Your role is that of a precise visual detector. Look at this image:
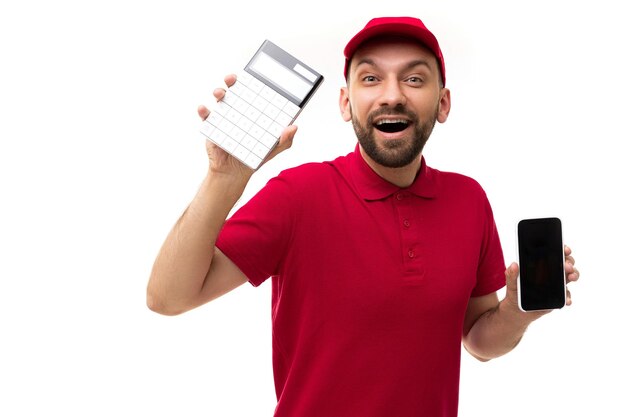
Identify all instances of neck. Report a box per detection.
[359,146,422,188]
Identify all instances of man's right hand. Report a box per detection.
[198,74,299,178]
[146,74,301,315]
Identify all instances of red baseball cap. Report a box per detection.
[343,17,446,86]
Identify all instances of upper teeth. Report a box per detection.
[376,119,408,125]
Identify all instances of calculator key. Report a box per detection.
[240,135,257,151]
[283,101,300,118]
[232,96,250,115]
[259,131,278,149]
[206,110,221,126]
[275,112,292,128]
[230,82,243,96]
[247,76,265,94]
[233,144,251,161]
[263,103,280,120]
[260,85,276,102]
[222,137,239,153]
[252,95,269,112]
[256,114,272,130]
[200,121,215,137]
[211,129,227,145]
[271,94,288,109]
[248,124,265,140]
[239,85,257,104]
[238,116,254,133]
[213,101,231,116]
[244,153,263,170]
[244,106,261,123]
[238,71,253,85]
[230,126,246,142]
[217,118,234,135]
[225,107,242,124]
[268,122,283,138]
[222,90,237,106]
[252,142,270,159]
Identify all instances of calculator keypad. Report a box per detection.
[200,71,301,170]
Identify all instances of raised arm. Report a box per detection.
[146,74,297,315]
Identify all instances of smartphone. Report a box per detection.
[517,217,566,312]
[200,40,324,170]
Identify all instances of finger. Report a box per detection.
[213,88,227,101]
[566,267,580,283]
[276,125,298,151]
[505,262,519,292]
[224,73,237,87]
[564,245,572,257]
[566,288,572,306]
[271,125,298,155]
[198,105,210,120]
[564,257,580,281]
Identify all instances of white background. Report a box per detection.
[1,0,624,415]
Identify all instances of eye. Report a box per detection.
[406,76,423,85]
[362,75,378,83]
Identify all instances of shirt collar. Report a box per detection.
[349,144,438,201]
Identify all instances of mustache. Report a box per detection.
[366,107,418,125]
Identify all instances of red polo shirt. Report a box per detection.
[216,147,505,417]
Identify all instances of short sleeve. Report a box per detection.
[216,173,296,287]
[471,194,506,297]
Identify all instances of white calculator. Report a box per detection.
[200,40,324,169]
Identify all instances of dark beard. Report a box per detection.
[352,106,437,168]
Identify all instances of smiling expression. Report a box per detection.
[340,37,450,169]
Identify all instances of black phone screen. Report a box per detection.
[517,217,566,311]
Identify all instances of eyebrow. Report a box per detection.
[355,58,433,74]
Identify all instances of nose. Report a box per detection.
[378,79,407,108]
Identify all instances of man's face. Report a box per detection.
[340,37,450,169]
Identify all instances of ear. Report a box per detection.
[436,88,451,123]
[339,87,352,122]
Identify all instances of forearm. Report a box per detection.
[463,297,537,361]
[147,170,250,314]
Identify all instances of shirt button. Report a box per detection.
[408,250,415,258]
[396,193,404,201]
[403,219,411,228]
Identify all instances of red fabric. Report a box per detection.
[216,148,505,417]
[343,16,446,85]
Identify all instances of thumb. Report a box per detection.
[267,125,298,160]
[505,262,519,296]
[277,125,298,151]
[198,105,210,120]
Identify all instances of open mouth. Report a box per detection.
[374,119,411,133]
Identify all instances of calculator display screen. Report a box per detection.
[248,51,313,103]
